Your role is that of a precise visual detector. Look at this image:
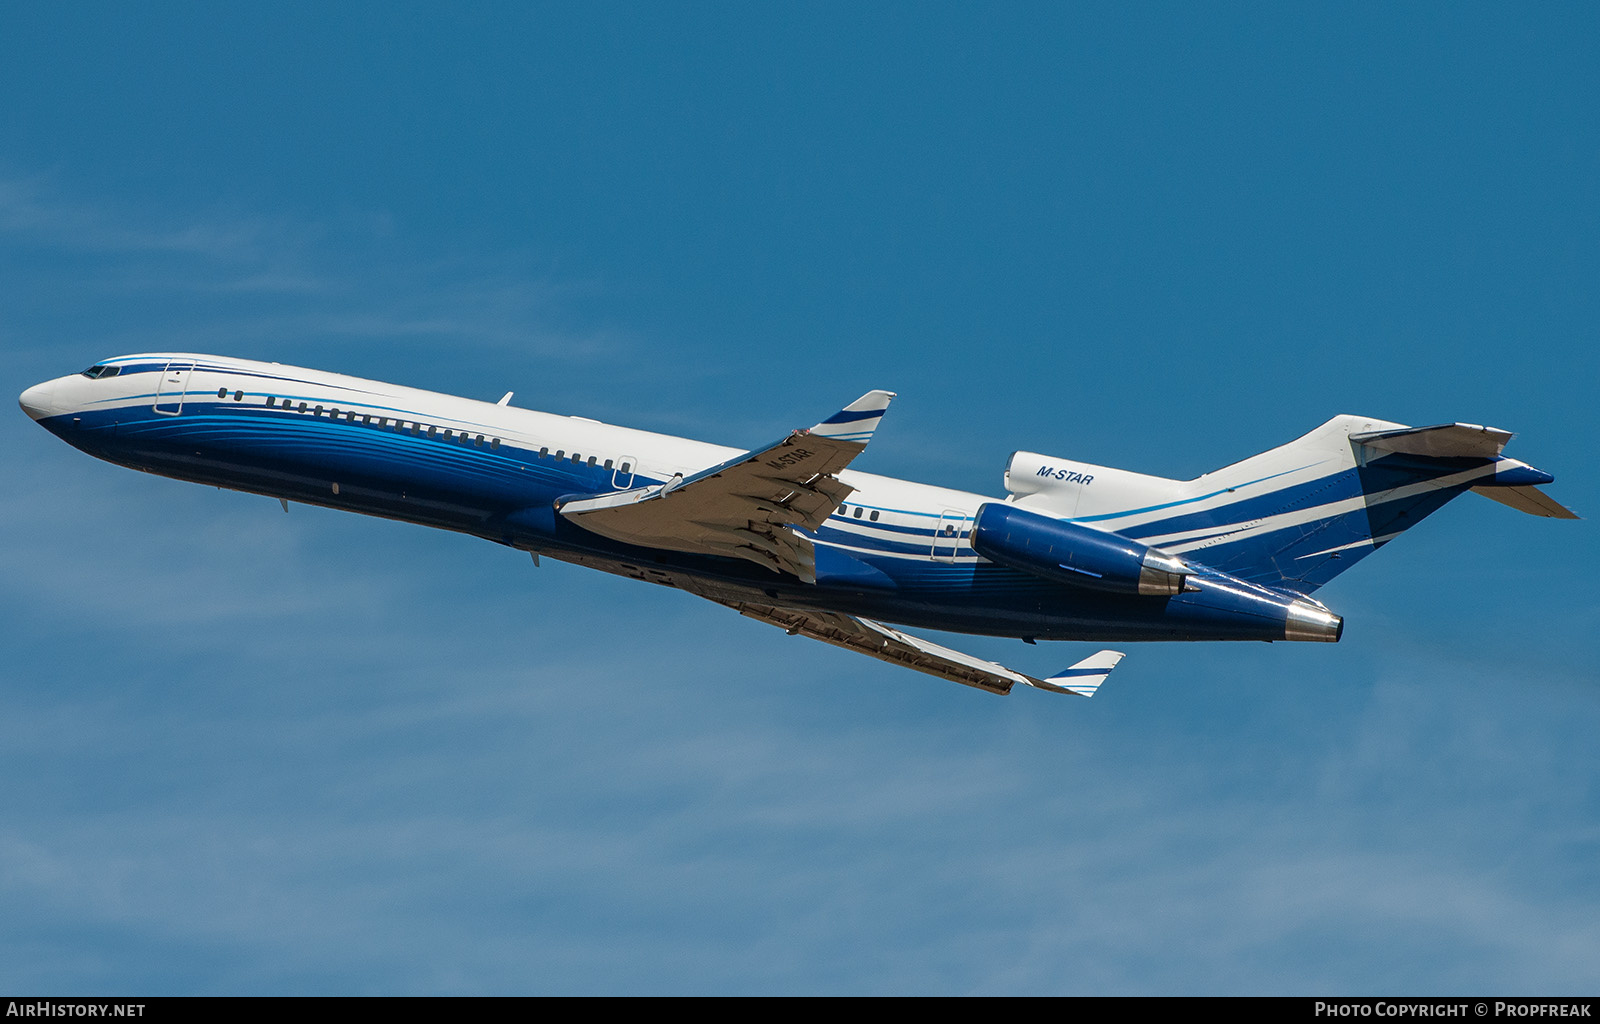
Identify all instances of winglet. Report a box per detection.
[1026,650,1126,697]
[808,390,896,445]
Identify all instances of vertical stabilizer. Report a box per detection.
[1008,417,1569,595]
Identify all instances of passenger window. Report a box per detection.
[265,396,276,407]
[491,438,500,450]
[314,405,323,416]
[427,425,437,438]
[298,402,307,413]
[604,458,613,470]
[620,461,632,474]
[233,390,243,402]
[870,510,880,521]
[853,507,863,518]
[443,429,453,440]
[217,387,227,398]
[539,447,549,458]
[556,450,564,460]
[475,434,484,446]
[587,456,596,467]
[571,452,581,463]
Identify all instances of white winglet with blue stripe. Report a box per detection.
[809,390,895,444]
[1026,650,1127,697]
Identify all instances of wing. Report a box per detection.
[730,601,1124,697]
[556,390,895,583]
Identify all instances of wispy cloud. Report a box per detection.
[3,528,1597,994]
[4,161,1597,995]
[0,174,627,367]
[0,176,287,262]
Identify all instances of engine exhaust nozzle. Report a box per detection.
[1285,599,1344,643]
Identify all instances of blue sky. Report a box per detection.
[2,3,1597,994]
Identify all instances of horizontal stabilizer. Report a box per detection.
[1026,650,1126,697]
[1472,484,1579,519]
[1351,422,1512,459]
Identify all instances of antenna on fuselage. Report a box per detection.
[497,392,513,406]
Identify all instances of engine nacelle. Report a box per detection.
[970,502,1191,596]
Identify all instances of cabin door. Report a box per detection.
[612,455,638,490]
[931,509,968,562]
[153,360,194,415]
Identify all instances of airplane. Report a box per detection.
[19,353,1576,698]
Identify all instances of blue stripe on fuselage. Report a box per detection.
[36,393,1309,642]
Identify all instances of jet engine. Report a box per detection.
[970,502,1192,596]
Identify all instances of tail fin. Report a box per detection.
[1010,416,1572,595]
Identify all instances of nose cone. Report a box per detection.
[19,379,59,421]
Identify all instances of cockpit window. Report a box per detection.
[80,364,122,379]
